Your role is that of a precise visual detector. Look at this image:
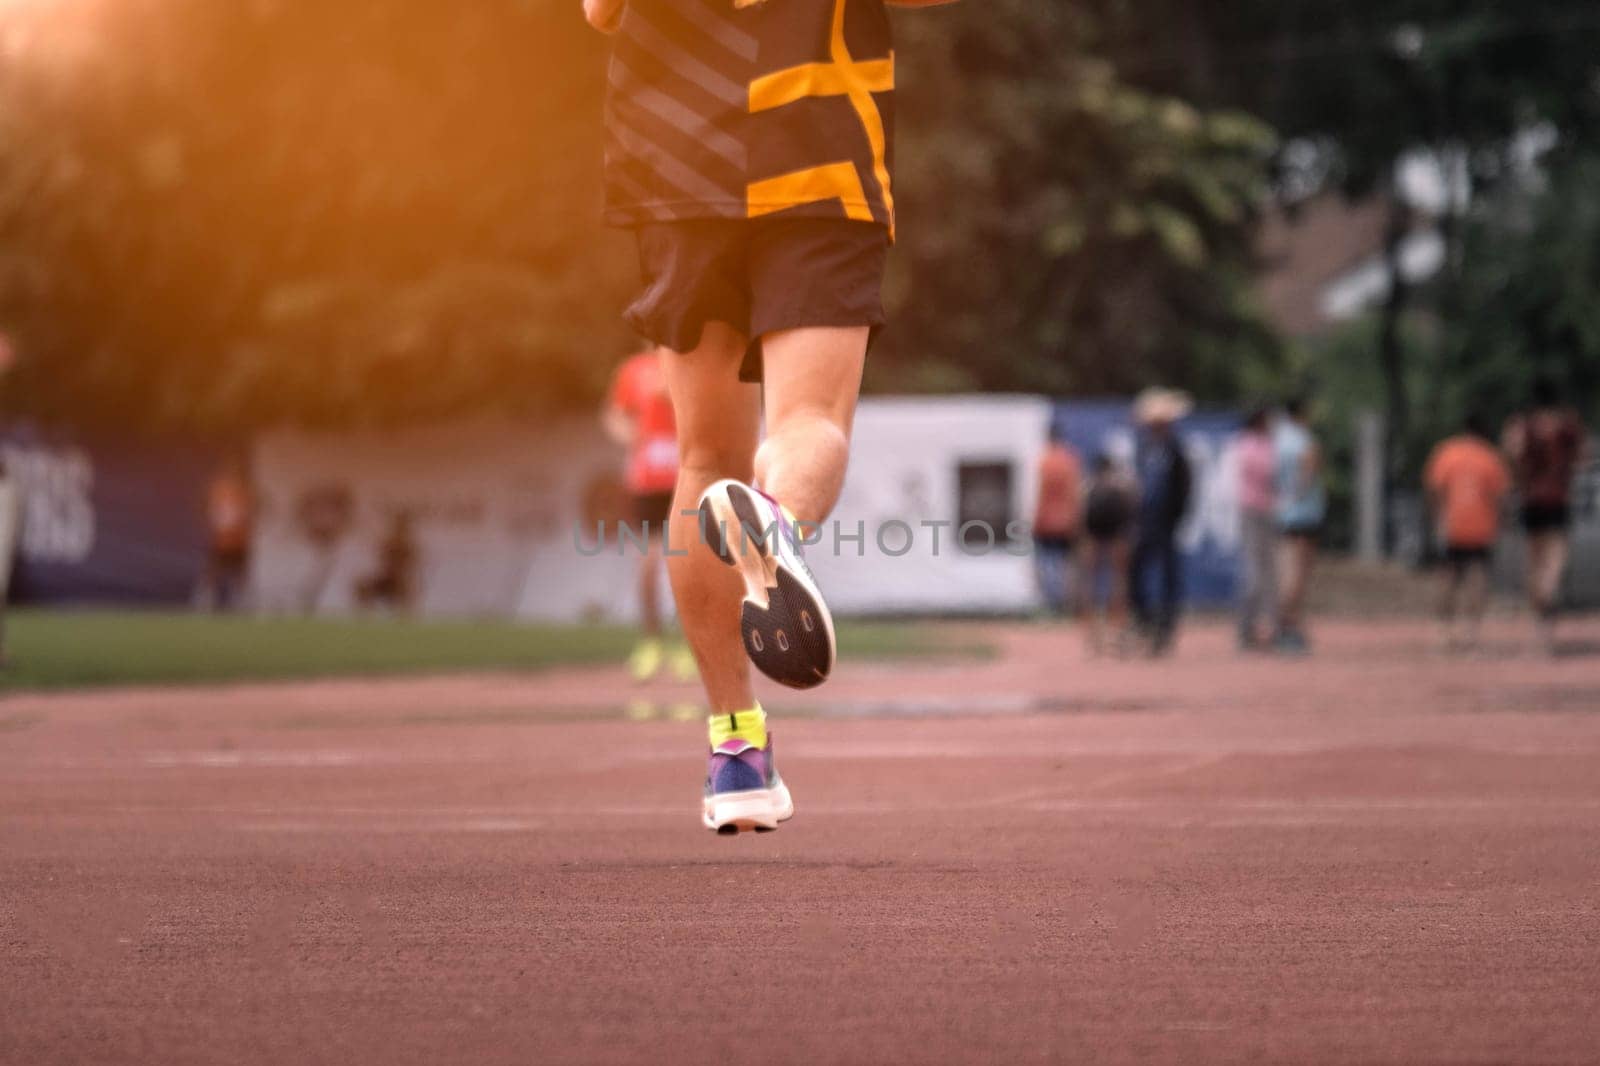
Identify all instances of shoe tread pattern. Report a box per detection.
[741,568,831,689]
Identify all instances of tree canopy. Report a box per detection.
[2,0,1598,437]
[1,0,633,431]
[0,0,1286,431]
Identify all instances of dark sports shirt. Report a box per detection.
[1516,409,1585,507]
[603,0,895,233]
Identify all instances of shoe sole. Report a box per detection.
[702,779,795,835]
[698,480,835,689]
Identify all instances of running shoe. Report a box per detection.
[1274,626,1311,656]
[696,479,835,689]
[702,736,794,834]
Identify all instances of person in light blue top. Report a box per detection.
[1273,396,1325,653]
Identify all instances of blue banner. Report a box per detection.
[2,426,223,605]
[1050,401,1244,606]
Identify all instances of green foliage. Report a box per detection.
[1438,153,1600,427]
[1306,151,1600,545]
[6,1,1597,434]
[0,0,637,432]
[876,3,1282,398]
[1092,0,1600,497]
[0,1,1287,430]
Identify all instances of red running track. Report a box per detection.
[4,619,1600,1064]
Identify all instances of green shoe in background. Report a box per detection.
[669,642,698,682]
[627,638,664,683]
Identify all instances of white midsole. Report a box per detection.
[702,780,795,830]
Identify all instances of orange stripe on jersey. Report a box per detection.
[748,57,894,113]
[747,161,874,222]
[829,0,895,236]
[743,0,895,236]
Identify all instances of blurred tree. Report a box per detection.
[1094,0,1600,482]
[878,2,1281,398]
[10,1,1592,437]
[1433,152,1600,430]
[0,0,1285,430]
[0,0,636,432]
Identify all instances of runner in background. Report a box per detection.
[603,348,695,684]
[1503,376,1590,653]
[0,337,12,665]
[1273,396,1325,654]
[1032,423,1082,615]
[1234,406,1279,651]
[1079,453,1136,655]
[0,454,17,668]
[199,455,254,612]
[1426,413,1512,652]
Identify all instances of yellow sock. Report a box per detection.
[708,706,768,750]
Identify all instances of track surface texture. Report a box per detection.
[6,618,1600,1065]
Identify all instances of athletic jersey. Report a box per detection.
[1033,443,1082,538]
[1425,435,1510,549]
[208,474,253,554]
[603,0,896,233]
[1511,408,1584,507]
[1274,421,1326,528]
[1235,430,1275,516]
[607,350,680,495]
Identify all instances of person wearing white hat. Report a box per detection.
[1129,388,1194,655]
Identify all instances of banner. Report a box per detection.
[253,417,638,620]
[249,397,1243,621]
[802,396,1052,614]
[1049,401,1243,605]
[0,427,221,605]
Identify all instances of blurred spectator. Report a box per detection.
[602,348,694,684]
[1032,423,1082,615]
[1235,406,1279,650]
[355,511,420,613]
[1273,396,1325,654]
[1426,413,1512,652]
[1130,388,1193,656]
[1079,453,1136,655]
[198,455,254,612]
[0,454,17,668]
[1503,377,1590,652]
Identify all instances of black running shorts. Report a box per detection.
[623,218,888,383]
[1445,544,1492,573]
[1521,502,1571,534]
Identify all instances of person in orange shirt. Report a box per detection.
[1032,424,1083,616]
[200,456,254,612]
[603,348,696,684]
[1424,413,1512,651]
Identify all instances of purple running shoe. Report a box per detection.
[702,736,794,835]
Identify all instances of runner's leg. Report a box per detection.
[660,322,762,714]
[752,326,868,525]
[1534,531,1569,614]
[1463,556,1490,645]
[1439,557,1464,647]
[639,535,664,639]
[1107,537,1131,633]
